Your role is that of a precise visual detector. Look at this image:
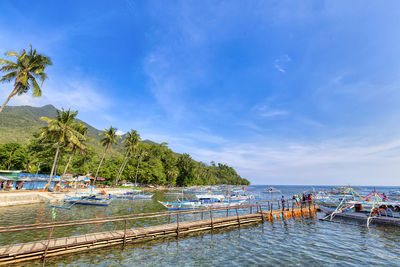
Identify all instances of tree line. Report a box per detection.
[0,109,250,186]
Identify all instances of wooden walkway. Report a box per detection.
[0,204,317,265]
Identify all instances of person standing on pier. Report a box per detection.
[281,195,286,211]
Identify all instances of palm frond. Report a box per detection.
[0,71,17,82]
[5,51,19,58]
[0,59,17,66]
[30,76,42,97]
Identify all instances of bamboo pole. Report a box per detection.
[176,214,180,235]
[42,227,54,261]
[123,220,127,246]
[210,210,214,230]
[236,208,240,226]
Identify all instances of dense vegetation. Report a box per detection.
[0,106,250,186]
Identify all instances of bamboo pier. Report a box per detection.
[0,201,317,265]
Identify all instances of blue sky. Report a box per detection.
[1,1,400,185]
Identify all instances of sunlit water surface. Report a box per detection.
[1,186,400,266]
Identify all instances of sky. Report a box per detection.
[1,1,400,185]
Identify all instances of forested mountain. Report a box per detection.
[0,105,153,155]
[0,105,250,186]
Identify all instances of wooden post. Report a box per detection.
[176,213,180,235]
[168,215,171,224]
[278,200,280,209]
[42,227,54,261]
[250,206,253,214]
[123,219,127,246]
[260,205,264,223]
[201,211,204,220]
[267,201,270,211]
[226,208,228,217]
[210,210,214,230]
[236,208,241,226]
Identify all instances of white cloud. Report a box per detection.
[115,130,126,136]
[274,55,291,73]
[167,135,400,186]
[0,75,110,112]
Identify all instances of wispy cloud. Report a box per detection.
[252,103,289,118]
[143,50,187,120]
[274,55,291,73]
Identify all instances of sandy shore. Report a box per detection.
[0,188,132,207]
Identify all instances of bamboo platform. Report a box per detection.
[0,203,317,265]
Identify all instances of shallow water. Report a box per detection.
[2,186,400,266]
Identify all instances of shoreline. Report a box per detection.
[0,188,132,207]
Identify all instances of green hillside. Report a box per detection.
[0,105,172,156]
[0,105,57,143]
[0,105,121,156]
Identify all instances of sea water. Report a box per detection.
[1,185,400,266]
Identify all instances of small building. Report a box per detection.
[0,170,91,191]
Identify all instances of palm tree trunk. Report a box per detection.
[115,156,130,185]
[134,155,142,186]
[94,148,107,186]
[114,155,127,185]
[47,141,61,190]
[0,88,18,113]
[7,151,13,170]
[63,154,73,177]
[59,152,74,190]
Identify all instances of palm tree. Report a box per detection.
[94,126,120,184]
[115,130,140,185]
[40,109,84,188]
[0,45,52,112]
[134,143,148,186]
[61,123,88,180]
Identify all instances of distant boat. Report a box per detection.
[263,187,280,193]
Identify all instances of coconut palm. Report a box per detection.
[40,109,84,188]
[0,45,52,112]
[115,130,140,185]
[94,126,120,184]
[134,143,148,186]
[61,123,88,179]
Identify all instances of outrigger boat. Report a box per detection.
[158,198,247,210]
[159,192,248,210]
[319,190,400,227]
[111,191,153,200]
[64,194,111,206]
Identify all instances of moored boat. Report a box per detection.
[64,195,111,206]
[319,190,400,227]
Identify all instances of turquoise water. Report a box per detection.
[1,186,400,266]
